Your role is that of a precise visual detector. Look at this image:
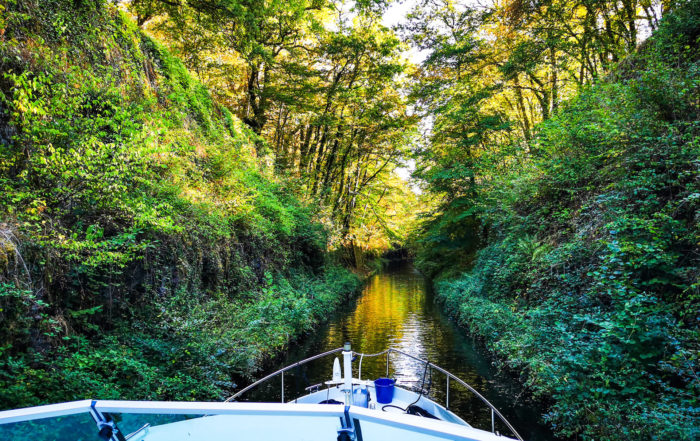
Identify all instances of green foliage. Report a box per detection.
[425,2,700,440]
[0,265,360,408]
[130,0,418,258]
[0,0,360,409]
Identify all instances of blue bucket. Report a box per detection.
[374,378,395,404]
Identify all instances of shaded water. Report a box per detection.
[245,263,560,441]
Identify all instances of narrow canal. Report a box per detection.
[245,262,561,441]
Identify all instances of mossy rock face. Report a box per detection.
[0,227,17,276]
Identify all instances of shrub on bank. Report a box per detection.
[430,3,699,440]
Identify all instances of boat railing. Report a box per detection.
[226,347,346,404]
[226,347,524,441]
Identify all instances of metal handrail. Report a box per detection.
[368,348,525,441]
[226,346,524,441]
[225,347,345,402]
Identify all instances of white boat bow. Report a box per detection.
[0,343,525,441]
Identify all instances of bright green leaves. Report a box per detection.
[2,70,52,120]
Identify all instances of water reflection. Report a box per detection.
[246,263,561,441]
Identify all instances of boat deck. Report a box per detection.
[291,379,470,426]
[139,403,501,441]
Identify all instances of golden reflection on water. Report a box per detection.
[264,264,560,441]
[324,266,426,351]
[317,265,487,395]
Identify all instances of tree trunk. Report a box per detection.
[549,45,558,114]
[298,124,314,174]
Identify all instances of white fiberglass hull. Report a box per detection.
[140,406,504,441]
[0,399,515,441]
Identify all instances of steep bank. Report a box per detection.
[0,0,359,408]
[422,4,699,441]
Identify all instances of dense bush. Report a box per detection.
[0,265,359,406]
[426,3,699,440]
[0,0,359,408]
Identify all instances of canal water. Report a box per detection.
[245,263,561,441]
